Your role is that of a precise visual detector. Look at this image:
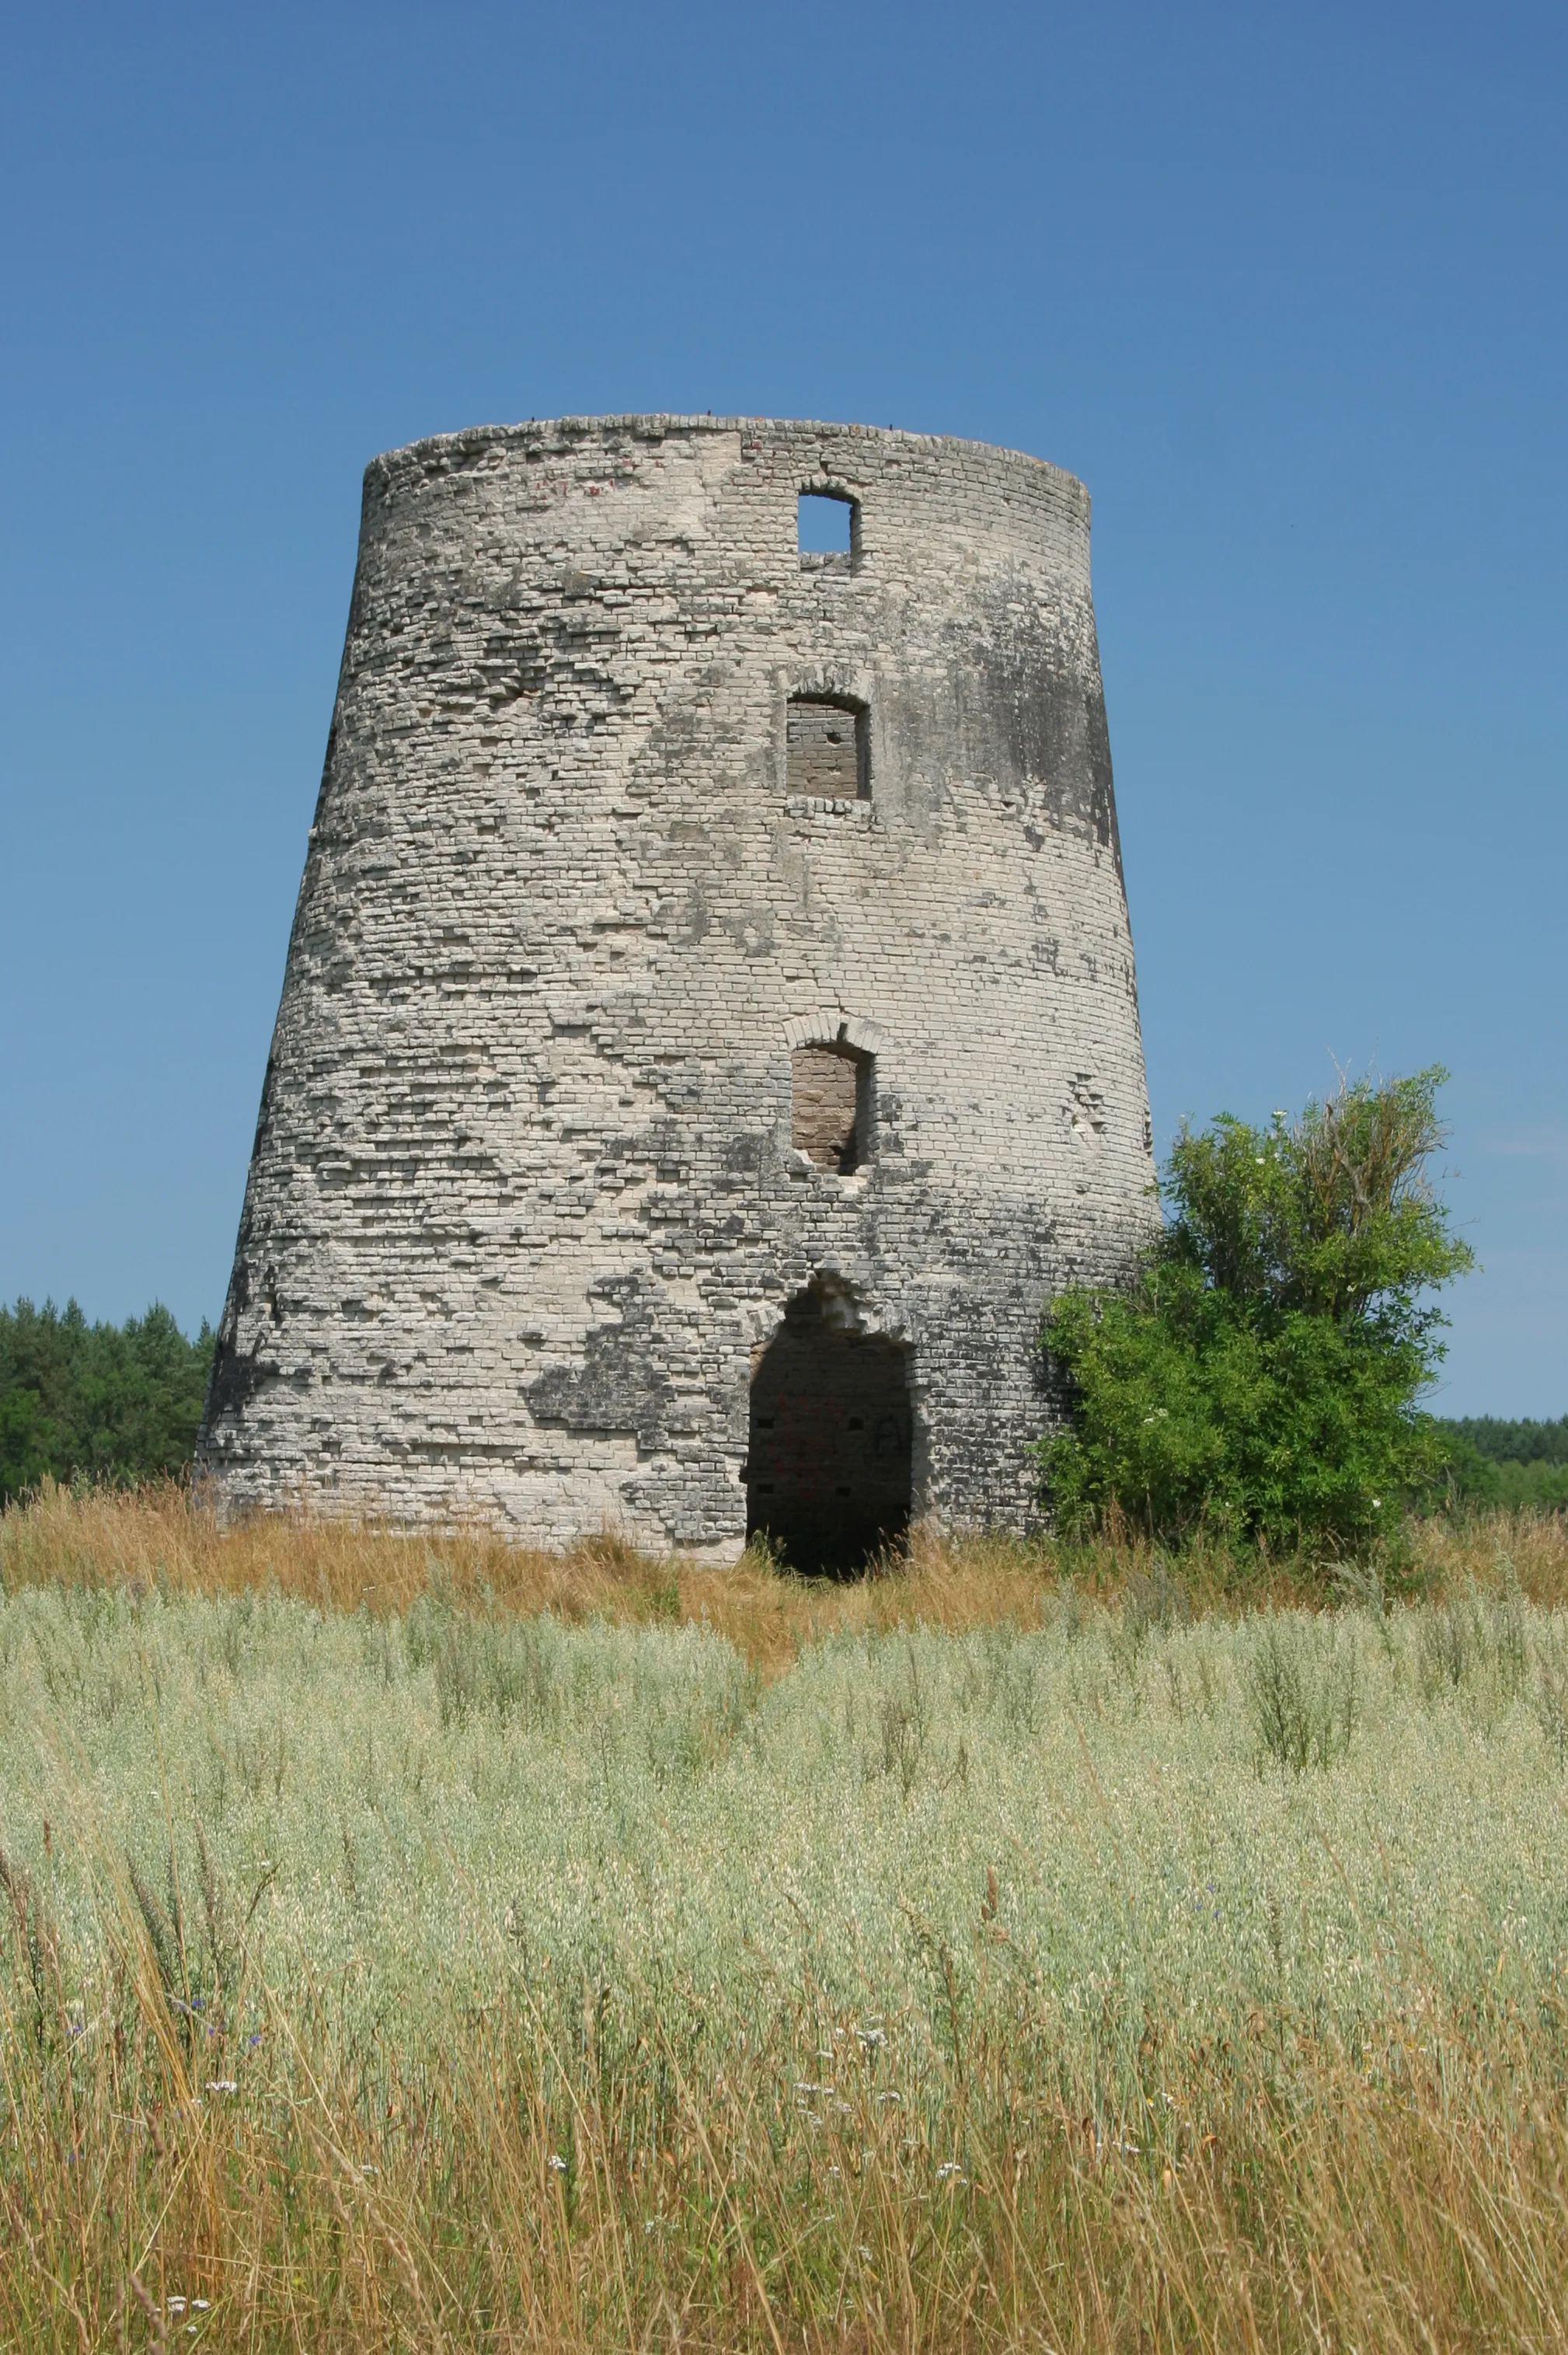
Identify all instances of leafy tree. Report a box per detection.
[1039,1069,1473,1550]
[0,1298,214,1507]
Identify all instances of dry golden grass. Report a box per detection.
[5,1481,1568,2348]
[0,1478,1077,1673]
[2,1478,1566,1672]
[3,1885,1566,2353]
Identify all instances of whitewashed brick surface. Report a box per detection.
[197,417,1155,1554]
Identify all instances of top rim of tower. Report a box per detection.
[365,415,1089,505]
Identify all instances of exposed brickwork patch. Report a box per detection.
[786,696,867,799]
[792,1045,865,1174]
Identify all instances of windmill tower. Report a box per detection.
[200,417,1154,1567]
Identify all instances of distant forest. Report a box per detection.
[0,1299,214,1508]
[1436,1414,1568,1509]
[0,1293,1563,1516]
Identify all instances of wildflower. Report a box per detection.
[205,2080,238,2095]
[547,2154,568,2173]
[190,2302,211,2313]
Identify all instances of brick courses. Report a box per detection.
[197,416,1155,1555]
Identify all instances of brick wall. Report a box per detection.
[197,417,1156,1554]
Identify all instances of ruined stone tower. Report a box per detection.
[198,416,1154,1565]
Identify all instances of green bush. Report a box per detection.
[0,1297,214,1507]
[1038,1069,1473,1551]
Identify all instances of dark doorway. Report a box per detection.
[746,1285,912,1575]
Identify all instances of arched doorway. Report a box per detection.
[746,1283,912,1575]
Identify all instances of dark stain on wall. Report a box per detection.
[204,1258,280,1426]
[948,582,1123,877]
[524,1275,678,1451]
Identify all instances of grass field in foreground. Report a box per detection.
[3,1489,1568,2350]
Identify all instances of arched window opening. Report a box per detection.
[793,1042,872,1173]
[786,695,869,800]
[747,1283,912,1575]
[797,490,858,568]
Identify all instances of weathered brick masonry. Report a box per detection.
[197,416,1155,1560]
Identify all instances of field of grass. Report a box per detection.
[4,1488,1568,2350]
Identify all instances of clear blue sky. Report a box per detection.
[2,0,1563,1415]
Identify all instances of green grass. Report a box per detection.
[5,1516,1568,2346]
[5,1574,1566,2062]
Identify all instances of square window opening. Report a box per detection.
[798,491,858,570]
[786,696,869,800]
